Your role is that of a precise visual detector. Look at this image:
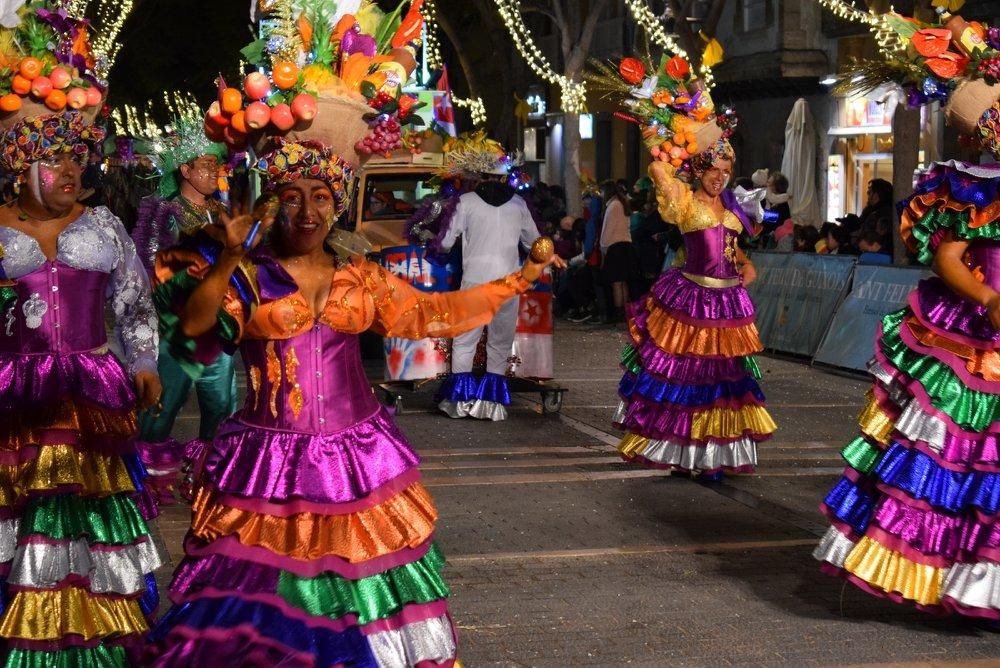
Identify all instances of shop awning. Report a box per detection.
[828,125,892,136]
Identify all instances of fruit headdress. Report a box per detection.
[836,8,1000,158]
[587,51,737,178]
[207,0,428,204]
[0,1,106,183]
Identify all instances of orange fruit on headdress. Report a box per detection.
[272,62,299,90]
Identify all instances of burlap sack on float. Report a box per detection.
[0,97,102,130]
[945,78,1000,135]
[255,95,373,169]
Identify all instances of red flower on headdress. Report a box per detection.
[911,28,952,57]
[665,55,690,79]
[925,50,970,79]
[619,57,646,84]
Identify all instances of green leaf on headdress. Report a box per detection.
[374,0,407,54]
[241,38,267,66]
[883,13,922,41]
[360,80,377,99]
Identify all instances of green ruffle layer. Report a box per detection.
[621,344,641,375]
[22,492,149,545]
[907,205,1000,266]
[4,645,126,668]
[879,309,1000,431]
[153,270,241,379]
[277,544,449,625]
[841,436,883,475]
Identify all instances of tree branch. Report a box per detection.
[701,0,727,38]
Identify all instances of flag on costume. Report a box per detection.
[434,65,457,136]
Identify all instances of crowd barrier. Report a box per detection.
[747,252,931,372]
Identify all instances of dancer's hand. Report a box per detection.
[134,370,162,411]
[522,247,566,283]
[218,197,278,260]
[740,262,757,287]
[987,293,1000,330]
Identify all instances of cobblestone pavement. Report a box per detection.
[155,321,1000,667]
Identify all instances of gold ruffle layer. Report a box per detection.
[0,587,148,641]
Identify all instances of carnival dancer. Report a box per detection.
[0,4,164,665]
[436,141,540,421]
[814,9,1000,618]
[146,2,559,664]
[131,118,236,505]
[588,52,776,478]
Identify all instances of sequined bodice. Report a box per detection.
[0,207,158,373]
[0,263,108,354]
[238,326,379,434]
[683,226,740,279]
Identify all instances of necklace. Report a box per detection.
[175,196,212,234]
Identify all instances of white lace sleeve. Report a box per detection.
[104,209,159,376]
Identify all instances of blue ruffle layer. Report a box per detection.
[618,370,764,406]
[875,443,1000,515]
[435,372,511,405]
[823,476,877,534]
[150,596,375,667]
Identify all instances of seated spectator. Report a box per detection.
[857,230,892,264]
[793,224,819,253]
[553,215,579,260]
[820,222,856,255]
[773,218,795,252]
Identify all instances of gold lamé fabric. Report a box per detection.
[0,445,135,507]
[0,587,148,641]
[189,483,438,563]
[843,537,944,606]
[689,405,777,441]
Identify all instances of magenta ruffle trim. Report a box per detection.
[870,495,1000,565]
[184,535,433,580]
[204,407,420,505]
[0,351,135,411]
[643,268,756,327]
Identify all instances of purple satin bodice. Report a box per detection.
[682,226,739,279]
[969,239,1000,291]
[238,325,380,434]
[0,262,109,355]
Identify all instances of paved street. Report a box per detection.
[156,321,1000,666]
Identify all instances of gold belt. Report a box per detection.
[681,272,740,288]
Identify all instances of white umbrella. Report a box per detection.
[780,98,821,226]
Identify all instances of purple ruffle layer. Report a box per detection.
[616,394,766,444]
[872,495,1000,563]
[915,278,999,346]
[633,339,750,383]
[645,268,755,327]
[0,351,135,411]
[170,554,278,600]
[204,407,420,505]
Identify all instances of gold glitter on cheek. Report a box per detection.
[266,342,281,419]
[285,346,304,420]
[248,365,262,411]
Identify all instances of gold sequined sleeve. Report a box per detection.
[353,257,531,339]
[649,161,693,227]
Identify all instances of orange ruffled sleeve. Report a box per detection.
[353,257,531,339]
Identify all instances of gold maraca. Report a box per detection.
[529,236,554,263]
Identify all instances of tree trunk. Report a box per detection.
[891,106,920,265]
[563,111,582,216]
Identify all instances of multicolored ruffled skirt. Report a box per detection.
[613,268,776,474]
[0,351,164,666]
[148,407,458,667]
[815,276,1000,618]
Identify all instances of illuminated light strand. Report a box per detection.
[453,95,487,125]
[813,0,907,57]
[422,0,444,70]
[623,0,714,87]
[493,0,587,113]
[91,0,135,77]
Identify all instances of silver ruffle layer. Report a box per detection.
[368,614,457,667]
[438,399,508,421]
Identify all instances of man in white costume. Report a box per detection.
[436,158,539,420]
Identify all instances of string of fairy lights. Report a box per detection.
[624,0,715,87]
[814,0,907,56]
[110,91,202,140]
[61,0,136,78]
[422,0,488,125]
[494,0,588,113]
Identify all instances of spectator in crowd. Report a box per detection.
[860,178,895,253]
[600,179,636,324]
[793,224,820,253]
[751,169,769,188]
[773,218,796,252]
[857,229,892,264]
[733,176,754,191]
[632,188,668,295]
[765,171,792,226]
[820,221,855,255]
[553,215,579,260]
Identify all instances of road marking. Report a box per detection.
[424,470,665,486]
[421,456,625,471]
[447,538,819,563]
[420,445,611,457]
